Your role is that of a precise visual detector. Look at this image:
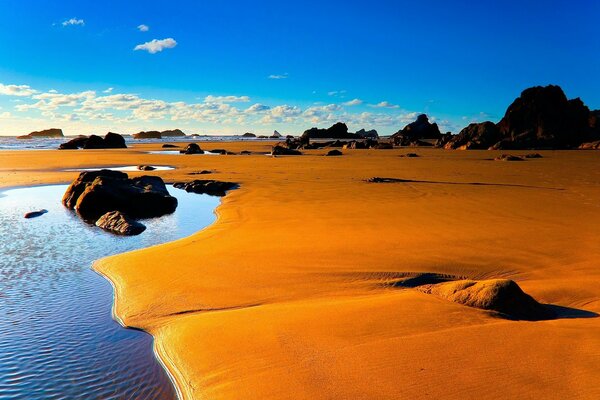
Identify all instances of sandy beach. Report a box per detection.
[1,141,598,399]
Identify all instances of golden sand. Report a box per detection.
[1,142,599,399]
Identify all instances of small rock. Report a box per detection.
[400,153,419,157]
[137,165,156,171]
[326,150,343,156]
[272,145,302,155]
[95,211,146,235]
[180,143,203,154]
[162,144,179,148]
[494,154,524,161]
[24,209,48,219]
[524,153,543,158]
[173,180,237,196]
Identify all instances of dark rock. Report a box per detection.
[162,144,179,148]
[355,128,379,139]
[137,165,156,171]
[133,130,162,139]
[189,170,212,175]
[59,136,89,150]
[18,128,63,139]
[271,130,282,138]
[494,154,524,161]
[240,150,252,155]
[524,153,543,158]
[258,135,268,139]
[173,180,237,197]
[95,211,146,235]
[444,122,501,150]
[399,153,419,157]
[579,140,600,150]
[83,135,106,149]
[161,129,186,137]
[180,143,203,154]
[62,170,177,222]
[301,122,360,140]
[242,132,256,138]
[24,209,48,219]
[272,145,302,155]
[207,149,228,154]
[326,149,343,156]
[103,132,127,148]
[391,114,441,145]
[286,135,294,139]
[373,142,393,149]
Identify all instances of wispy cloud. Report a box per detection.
[134,38,177,54]
[343,98,363,106]
[204,95,250,103]
[103,87,114,94]
[0,84,37,97]
[327,90,347,97]
[370,101,399,109]
[268,73,288,80]
[62,18,85,27]
[137,24,149,32]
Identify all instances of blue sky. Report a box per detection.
[0,0,598,136]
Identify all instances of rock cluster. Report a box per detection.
[391,114,442,146]
[59,132,127,150]
[173,180,237,196]
[133,129,186,139]
[62,170,177,235]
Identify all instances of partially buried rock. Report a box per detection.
[188,170,212,175]
[399,153,419,157]
[95,211,146,235]
[240,150,252,155]
[24,209,48,219]
[326,149,343,156]
[173,180,237,196]
[62,170,177,222]
[494,154,524,161]
[418,279,553,320]
[162,144,179,148]
[137,165,156,171]
[272,145,301,155]
[180,143,203,154]
[524,153,543,158]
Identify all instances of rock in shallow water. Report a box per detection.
[173,180,237,196]
[24,209,48,219]
[95,211,146,235]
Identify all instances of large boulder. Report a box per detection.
[355,128,379,139]
[242,132,256,138]
[18,128,64,139]
[391,114,441,145]
[95,211,146,235]
[103,132,127,148]
[62,170,177,222]
[82,135,106,149]
[173,180,237,196]
[301,122,360,140]
[444,122,502,149]
[272,145,302,155]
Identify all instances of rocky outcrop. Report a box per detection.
[448,86,600,150]
[391,114,441,145]
[242,132,256,138]
[132,130,162,139]
[173,180,237,197]
[62,170,177,222]
[18,128,64,139]
[325,149,342,156]
[180,143,203,154]
[356,129,379,139]
[444,122,501,150]
[59,132,127,150]
[271,130,282,138]
[272,145,302,155]
[160,129,186,137]
[95,211,146,235]
[301,122,360,140]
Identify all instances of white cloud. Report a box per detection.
[62,18,85,27]
[245,103,270,113]
[137,24,149,32]
[268,73,288,79]
[134,38,177,54]
[103,87,113,93]
[343,98,362,106]
[204,95,250,103]
[0,111,11,119]
[328,90,347,97]
[370,101,399,109]
[0,84,38,97]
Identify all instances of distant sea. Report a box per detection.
[0,135,262,150]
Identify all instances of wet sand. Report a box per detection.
[1,142,599,399]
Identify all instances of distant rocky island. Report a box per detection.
[301,122,379,139]
[133,129,186,139]
[17,128,64,139]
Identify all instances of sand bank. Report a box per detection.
[1,142,599,399]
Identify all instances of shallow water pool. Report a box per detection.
[0,184,220,399]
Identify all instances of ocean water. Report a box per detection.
[0,184,220,399]
[0,135,267,151]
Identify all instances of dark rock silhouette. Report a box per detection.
[59,132,127,150]
[301,122,360,140]
[160,129,186,137]
[95,211,146,235]
[132,130,162,139]
[62,170,177,222]
[391,114,441,146]
[272,145,302,155]
[444,122,501,150]
[326,149,343,156]
[162,144,179,148]
[137,165,156,171]
[173,180,237,197]
[494,154,524,161]
[355,129,379,139]
[24,209,48,219]
[242,132,256,138]
[180,143,203,154]
[17,128,63,139]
